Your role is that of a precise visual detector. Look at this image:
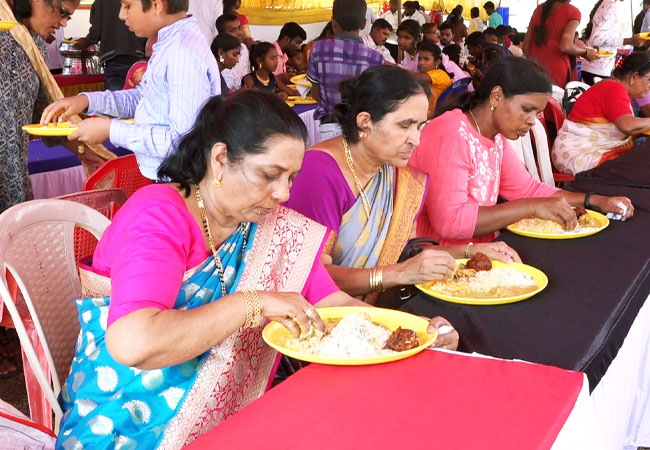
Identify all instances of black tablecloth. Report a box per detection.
[575,140,650,188]
[378,182,650,389]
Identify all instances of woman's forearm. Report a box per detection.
[105,293,247,370]
[325,263,405,296]
[474,200,534,236]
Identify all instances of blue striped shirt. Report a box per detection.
[83,16,221,179]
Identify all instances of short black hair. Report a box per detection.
[158,91,307,193]
[332,0,368,32]
[496,24,511,37]
[510,32,524,46]
[483,27,498,38]
[287,49,303,59]
[439,22,453,32]
[211,33,241,58]
[216,13,239,35]
[443,44,461,66]
[278,22,307,41]
[371,18,393,32]
[397,19,421,39]
[484,1,495,11]
[470,7,480,17]
[335,65,430,144]
[141,0,188,13]
[466,31,487,47]
[421,22,437,33]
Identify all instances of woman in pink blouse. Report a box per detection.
[411,57,633,246]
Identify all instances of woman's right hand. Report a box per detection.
[40,95,90,126]
[529,197,577,230]
[258,291,326,337]
[389,248,457,286]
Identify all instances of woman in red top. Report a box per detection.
[553,52,650,174]
[523,0,599,87]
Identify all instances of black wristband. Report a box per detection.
[584,192,595,209]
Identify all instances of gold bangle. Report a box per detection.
[242,290,262,328]
[250,290,261,327]
[375,268,383,292]
[243,291,253,328]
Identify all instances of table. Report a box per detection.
[53,74,104,98]
[575,140,650,188]
[378,181,650,448]
[293,104,319,148]
[28,140,131,199]
[183,350,599,450]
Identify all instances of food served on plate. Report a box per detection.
[422,253,537,299]
[510,206,601,235]
[287,312,419,358]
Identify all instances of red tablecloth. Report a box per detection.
[53,73,104,87]
[184,351,584,450]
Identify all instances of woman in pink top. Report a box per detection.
[58,92,456,448]
[411,57,633,246]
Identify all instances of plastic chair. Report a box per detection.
[58,189,127,266]
[0,200,110,431]
[83,154,152,198]
[507,118,554,186]
[435,77,473,115]
[541,97,575,184]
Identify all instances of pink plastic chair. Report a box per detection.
[0,200,110,431]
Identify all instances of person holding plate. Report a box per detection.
[553,52,650,175]
[411,57,633,246]
[285,66,520,304]
[57,91,458,449]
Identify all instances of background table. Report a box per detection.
[378,181,650,448]
[53,74,104,97]
[575,141,650,188]
[183,350,599,450]
[293,104,319,148]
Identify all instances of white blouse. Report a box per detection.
[581,0,625,77]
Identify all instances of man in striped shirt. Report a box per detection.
[41,0,221,180]
[308,0,384,142]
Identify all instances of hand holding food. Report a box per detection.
[40,95,90,126]
[584,47,600,62]
[468,242,521,264]
[529,196,577,231]
[259,291,326,338]
[390,248,457,285]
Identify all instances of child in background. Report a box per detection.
[397,19,421,72]
[468,7,486,33]
[509,32,524,57]
[286,49,305,76]
[415,39,452,118]
[41,0,221,180]
[421,22,440,45]
[242,42,298,99]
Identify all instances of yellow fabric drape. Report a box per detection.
[241,1,382,24]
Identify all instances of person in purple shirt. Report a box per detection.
[307,0,385,142]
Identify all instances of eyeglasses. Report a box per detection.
[53,1,73,20]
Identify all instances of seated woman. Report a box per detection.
[552,52,650,175]
[57,91,456,448]
[210,33,242,96]
[242,42,297,100]
[415,40,452,119]
[410,57,633,245]
[285,66,519,303]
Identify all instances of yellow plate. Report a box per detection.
[415,259,548,306]
[0,20,17,31]
[287,95,317,105]
[290,74,312,88]
[285,101,295,107]
[506,209,609,239]
[262,306,437,365]
[597,50,615,58]
[639,32,650,40]
[286,84,297,89]
[22,122,77,137]
[120,118,135,123]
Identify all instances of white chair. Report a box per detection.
[551,84,565,106]
[0,199,110,431]
[508,117,555,186]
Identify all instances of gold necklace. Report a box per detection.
[342,136,372,219]
[468,109,482,136]
[194,183,227,297]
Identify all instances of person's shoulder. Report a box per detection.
[302,149,341,174]
[561,2,581,18]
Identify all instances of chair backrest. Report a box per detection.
[507,117,554,186]
[562,81,589,115]
[0,200,110,424]
[83,154,152,198]
[58,189,127,265]
[435,77,473,115]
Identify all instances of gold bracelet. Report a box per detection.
[375,268,383,292]
[250,290,261,327]
[242,291,254,328]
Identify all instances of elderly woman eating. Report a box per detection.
[411,57,633,246]
[552,52,650,175]
[285,66,519,303]
[57,91,457,448]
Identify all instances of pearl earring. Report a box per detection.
[219,56,225,64]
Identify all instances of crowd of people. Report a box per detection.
[0,0,646,446]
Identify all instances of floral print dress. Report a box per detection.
[0,31,49,212]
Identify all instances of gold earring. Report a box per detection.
[258,63,263,70]
[359,131,367,139]
[490,104,496,111]
[212,178,222,188]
